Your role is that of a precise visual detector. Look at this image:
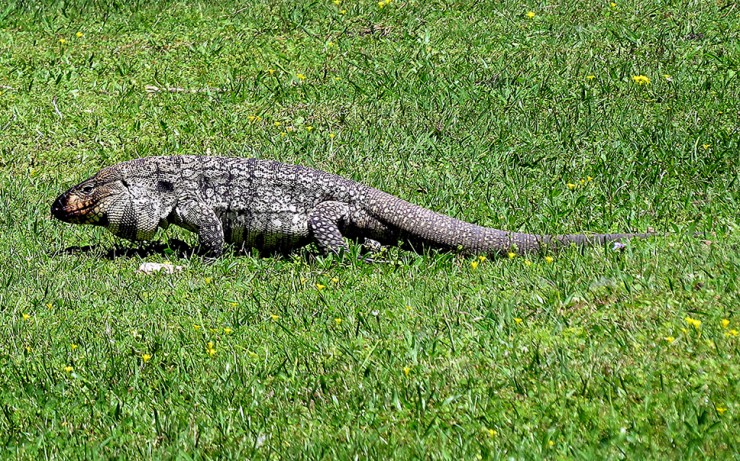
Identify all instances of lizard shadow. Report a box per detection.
[56,239,197,260]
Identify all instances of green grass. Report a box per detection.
[1,0,738,458]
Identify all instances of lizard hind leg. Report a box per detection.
[307,201,352,255]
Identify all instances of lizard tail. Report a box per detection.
[364,188,654,255]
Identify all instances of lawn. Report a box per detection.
[0,0,738,458]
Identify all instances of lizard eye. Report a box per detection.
[81,184,94,194]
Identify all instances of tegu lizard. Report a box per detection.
[51,156,653,258]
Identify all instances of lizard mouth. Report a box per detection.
[51,195,100,224]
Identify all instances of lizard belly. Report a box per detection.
[221,210,310,251]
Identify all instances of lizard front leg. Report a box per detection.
[173,199,225,258]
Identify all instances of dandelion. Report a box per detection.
[716,406,727,415]
[526,11,535,18]
[524,259,532,266]
[403,366,411,377]
[193,324,201,330]
[610,2,616,7]
[59,38,67,44]
[76,32,84,38]
[378,0,391,8]
[204,277,212,284]
[508,252,516,259]
[271,314,280,321]
[702,144,710,150]
[207,341,216,357]
[71,344,78,350]
[296,73,306,81]
[327,41,334,47]
[587,176,593,182]
[632,75,650,85]
[333,0,340,4]
[316,283,326,291]
[586,75,595,81]
[64,366,74,373]
[329,133,336,139]
[514,318,523,324]
[567,183,577,190]
[22,313,31,321]
[545,256,554,263]
[306,125,314,132]
[721,319,730,328]
[340,9,347,14]
[685,316,702,329]
[478,255,486,262]
[664,336,675,343]
[726,329,738,337]
[335,318,342,325]
[471,260,479,270]
[487,428,497,437]
[142,353,152,363]
[548,440,555,447]
[331,277,339,283]
[273,121,281,127]
[268,68,276,75]
[224,327,233,334]
[25,346,31,353]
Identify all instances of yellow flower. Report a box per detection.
[548,440,555,447]
[507,252,516,259]
[567,183,577,190]
[514,318,523,324]
[71,344,78,350]
[46,303,53,309]
[545,256,554,263]
[204,277,212,284]
[632,75,651,85]
[340,9,347,14]
[664,74,672,81]
[59,38,66,44]
[25,346,31,353]
[664,336,675,343]
[478,255,486,262]
[470,261,479,270]
[403,366,411,377]
[223,327,233,334]
[306,125,314,131]
[586,75,595,80]
[327,41,334,47]
[524,259,532,266]
[271,314,280,321]
[716,406,727,415]
[316,283,326,290]
[207,341,216,356]
[335,318,342,325]
[331,277,339,283]
[333,0,340,4]
[487,428,497,437]
[721,319,730,328]
[268,68,276,75]
[726,329,738,337]
[685,316,702,329]
[586,176,593,182]
[702,144,710,150]
[526,11,535,18]
[610,2,616,7]
[405,305,412,311]
[64,366,74,373]
[296,73,306,80]
[273,121,281,127]
[76,32,84,38]
[142,353,152,363]
[22,313,30,321]
[329,133,336,139]
[193,324,201,330]
[378,0,390,8]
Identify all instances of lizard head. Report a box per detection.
[51,163,169,241]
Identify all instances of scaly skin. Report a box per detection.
[51,156,653,257]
